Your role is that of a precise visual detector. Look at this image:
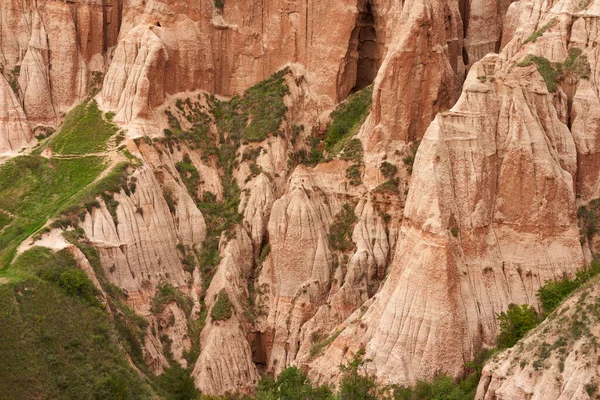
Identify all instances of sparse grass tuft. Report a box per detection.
[310,330,342,358]
[522,18,558,45]
[211,290,233,321]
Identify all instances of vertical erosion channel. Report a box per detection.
[337,0,381,101]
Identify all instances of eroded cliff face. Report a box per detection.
[310,0,600,388]
[4,0,600,396]
[476,278,600,400]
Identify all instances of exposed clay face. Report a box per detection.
[3,0,600,397]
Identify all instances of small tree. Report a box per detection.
[497,304,540,349]
[254,366,333,400]
[338,348,378,400]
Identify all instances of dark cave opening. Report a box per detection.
[251,332,267,372]
[353,1,379,92]
[337,0,381,101]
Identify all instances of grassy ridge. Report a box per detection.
[0,248,150,399]
[0,156,106,269]
[50,100,118,154]
[0,96,126,270]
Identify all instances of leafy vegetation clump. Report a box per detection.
[208,68,291,143]
[50,99,119,154]
[151,284,193,316]
[346,164,362,186]
[0,248,151,400]
[211,290,233,321]
[154,364,199,400]
[578,198,600,243]
[323,86,373,154]
[497,304,540,349]
[374,161,400,195]
[402,140,420,175]
[538,261,600,315]
[340,138,364,163]
[176,154,201,201]
[522,18,558,44]
[380,161,398,179]
[520,55,561,92]
[517,48,590,92]
[374,178,400,195]
[329,203,358,252]
[255,366,334,400]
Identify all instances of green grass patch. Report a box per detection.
[517,48,590,93]
[0,250,151,399]
[151,283,193,316]
[324,86,372,155]
[0,210,12,230]
[329,203,358,252]
[538,260,600,315]
[523,18,558,45]
[50,99,119,154]
[0,155,106,268]
[176,154,201,201]
[211,290,233,321]
[208,68,290,143]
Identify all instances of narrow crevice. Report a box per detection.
[337,0,381,101]
[352,1,378,93]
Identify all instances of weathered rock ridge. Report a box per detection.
[4,0,600,396]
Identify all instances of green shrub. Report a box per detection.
[403,141,420,175]
[340,139,363,163]
[374,178,399,195]
[497,304,540,349]
[255,366,333,400]
[380,161,398,179]
[154,364,199,400]
[151,284,193,316]
[211,290,233,321]
[329,203,357,252]
[338,348,378,400]
[346,164,362,186]
[577,198,600,243]
[176,154,201,201]
[537,261,600,314]
[324,86,372,154]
